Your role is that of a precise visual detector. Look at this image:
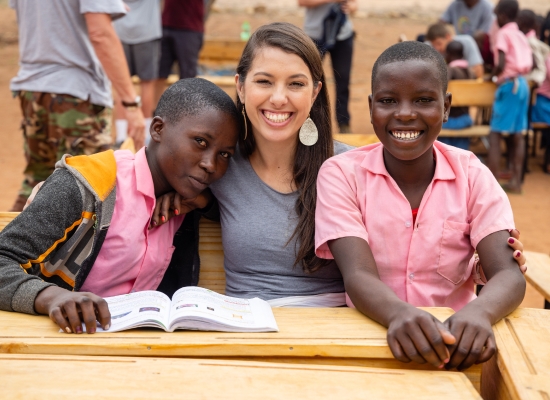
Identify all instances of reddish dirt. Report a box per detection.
[0,5,548,307]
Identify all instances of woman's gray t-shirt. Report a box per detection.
[209,141,352,300]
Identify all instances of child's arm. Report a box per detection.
[329,237,456,369]
[0,170,111,334]
[490,50,506,80]
[443,230,526,370]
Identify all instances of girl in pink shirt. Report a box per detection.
[315,41,526,371]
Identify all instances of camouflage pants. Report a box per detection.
[17,91,113,198]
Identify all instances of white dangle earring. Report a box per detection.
[299,113,318,146]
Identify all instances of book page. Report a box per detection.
[97,291,172,332]
[168,287,278,332]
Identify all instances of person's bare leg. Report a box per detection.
[154,79,167,110]
[140,80,156,118]
[488,131,502,180]
[506,134,525,193]
[113,90,128,145]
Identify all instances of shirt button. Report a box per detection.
[405,220,412,228]
[409,273,414,280]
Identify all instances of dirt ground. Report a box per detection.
[0,4,548,307]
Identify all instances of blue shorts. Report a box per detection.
[490,77,529,134]
[531,94,550,125]
[442,113,473,129]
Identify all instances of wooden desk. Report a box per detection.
[487,308,550,400]
[0,354,481,399]
[524,251,550,308]
[0,307,481,392]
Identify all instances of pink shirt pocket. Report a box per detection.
[437,220,471,285]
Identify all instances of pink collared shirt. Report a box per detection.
[80,148,185,297]
[493,22,532,83]
[315,141,515,311]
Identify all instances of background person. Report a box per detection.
[440,0,495,36]
[8,0,145,212]
[488,0,533,194]
[438,41,476,150]
[298,0,357,133]
[158,0,204,83]
[113,0,163,147]
[426,23,485,78]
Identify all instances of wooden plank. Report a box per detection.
[439,125,490,138]
[197,219,225,292]
[333,133,379,148]
[447,80,496,107]
[0,354,481,400]
[0,212,18,231]
[0,307,452,359]
[524,251,550,302]
[492,308,550,400]
[199,38,246,63]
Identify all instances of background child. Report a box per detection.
[0,78,240,334]
[488,0,533,194]
[438,40,476,150]
[315,41,525,371]
[530,46,550,173]
[517,9,550,85]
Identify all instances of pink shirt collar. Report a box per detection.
[500,21,520,33]
[134,147,155,204]
[526,29,536,38]
[359,142,456,181]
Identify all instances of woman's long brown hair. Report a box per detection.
[236,22,333,273]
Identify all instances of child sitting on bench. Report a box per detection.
[0,78,240,334]
[438,40,476,151]
[315,41,526,371]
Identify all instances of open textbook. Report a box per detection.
[95,287,279,333]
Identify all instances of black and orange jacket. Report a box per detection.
[0,150,201,315]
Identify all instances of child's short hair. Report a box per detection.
[517,9,537,33]
[154,77,240,126]
[371,41,448,93]
[426,23,450,41]
[495,0,519,21]
[446,41,465,60]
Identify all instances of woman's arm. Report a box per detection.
[329,236,456,369]
[443,230,526,370]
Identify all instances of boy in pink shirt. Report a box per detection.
[315,41,525,371]
[0,78,240,334]
[488,0,533,193]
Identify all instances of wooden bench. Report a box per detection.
[439,80,496,143]
[487,307,550,399]
[524,250,550,309]
[0,354,480,399]
[199,37,246,65]
[333,133,379,148]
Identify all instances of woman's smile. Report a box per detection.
[261,110,294,127]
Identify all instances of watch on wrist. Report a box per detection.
[122,96,141,110]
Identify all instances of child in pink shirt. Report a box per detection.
[315,41,526,371]
[488,0,533,194]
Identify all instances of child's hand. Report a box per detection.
[443,310,495,370]
[34,286,111,334]
[387,305,456,368]
[150,190,212,229]
[507,229,526,273]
